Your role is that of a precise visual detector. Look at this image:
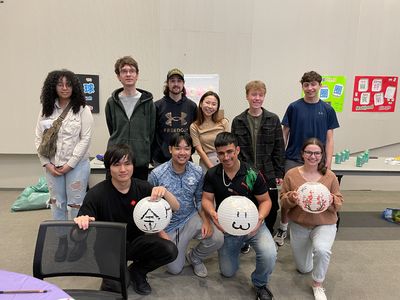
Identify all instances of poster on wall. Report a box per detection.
[320,76,346,112]
[77,74,99,113]
[352,76,398,112]
[301,75,345,112]
[184,74,220,104]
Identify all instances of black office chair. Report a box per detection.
[33,220,128,300]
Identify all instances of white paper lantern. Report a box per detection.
[133,197,172,233]
[217,196,259,236]
[297,182,331,214]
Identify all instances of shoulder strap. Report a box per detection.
[58,103,72,121]
[51,103,72,127]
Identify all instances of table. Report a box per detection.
[90,158,155,174]
[331,156,400,187]
[332,157,400,177]
[0,270,72,300]
[90,157,105,174]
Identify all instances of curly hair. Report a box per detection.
[40,69,86,117]
[195,91,223,125]
[300,71,322,84]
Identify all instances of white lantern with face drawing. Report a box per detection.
[133,197,172,233]
[217,196,259,236]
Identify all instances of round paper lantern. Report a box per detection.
[133,197,172,233]
[217,196,259,236]
[297,182,331,214]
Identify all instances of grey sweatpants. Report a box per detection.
[166,213,224,274]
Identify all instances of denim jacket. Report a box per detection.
[35,100,93,168]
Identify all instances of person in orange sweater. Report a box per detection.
[280,137,343,300]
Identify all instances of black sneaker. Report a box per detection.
[67,241,87,262]
[129,267,152,295]
[100,278,122,294]
[241,243,251,254]
[54,236,68,262]
[255,285,273,300]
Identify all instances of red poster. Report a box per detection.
[352,76,398,112]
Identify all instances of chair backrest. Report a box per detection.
[33,220,127,299]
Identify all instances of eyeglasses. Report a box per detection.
[56,82,72,88]
[120,68,137,75]
[303,150,322,157]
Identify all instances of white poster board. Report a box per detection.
[185,74,220,104]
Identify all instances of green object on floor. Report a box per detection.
[11,177,50,212]
[382,208,400,224]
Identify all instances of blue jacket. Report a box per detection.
[148,160,203,233]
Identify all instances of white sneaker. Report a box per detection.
[312,286,327,300]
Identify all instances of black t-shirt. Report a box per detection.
[203,161,269,209]
[78,179,153,242]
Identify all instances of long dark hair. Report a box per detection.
[40,69,86,117]
[301,137,327,175]
[195,91,223,125]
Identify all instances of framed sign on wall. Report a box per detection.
[77,74,100,113]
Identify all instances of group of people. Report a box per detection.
[34,55,343,300]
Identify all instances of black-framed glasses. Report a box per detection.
[303,150,322,157]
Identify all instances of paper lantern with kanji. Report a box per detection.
[133,197,172,233]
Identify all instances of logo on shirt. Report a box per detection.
[130,199,137,206]
[165,112,188,126]
[187,176,197,186]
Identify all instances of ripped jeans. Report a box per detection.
[45,159,90,221]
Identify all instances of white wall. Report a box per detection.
[1,0,399,189]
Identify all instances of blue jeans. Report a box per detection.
[46,159,90,221]
[290,221,337,283]
[218,225,277,287]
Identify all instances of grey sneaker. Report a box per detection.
[255,285,273,300]
[273,229,287,246]
[186,248,208,278]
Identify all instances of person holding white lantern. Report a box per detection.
[280,137,343,300]
[74,144,180,296]
[149,133,224,278]
[202,132,277,300]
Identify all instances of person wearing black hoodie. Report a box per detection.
[152,68,197,165]
[105,56,155,180]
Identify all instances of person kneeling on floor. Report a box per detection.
[149,133,224,278]
[202,132,277,300]
[74,144,180,295]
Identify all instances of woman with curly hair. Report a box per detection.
[280,138,343,300]
[35,69,93,262]
[190,91,229,172]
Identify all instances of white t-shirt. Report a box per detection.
[119,91,142,118]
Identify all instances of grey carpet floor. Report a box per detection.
[1,189,400,299]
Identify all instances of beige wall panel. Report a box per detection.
[0,0,399,189]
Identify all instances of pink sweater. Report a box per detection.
[280,167,343,228]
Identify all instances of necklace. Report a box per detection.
[222,169,231,187]
[222,161,240,187]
